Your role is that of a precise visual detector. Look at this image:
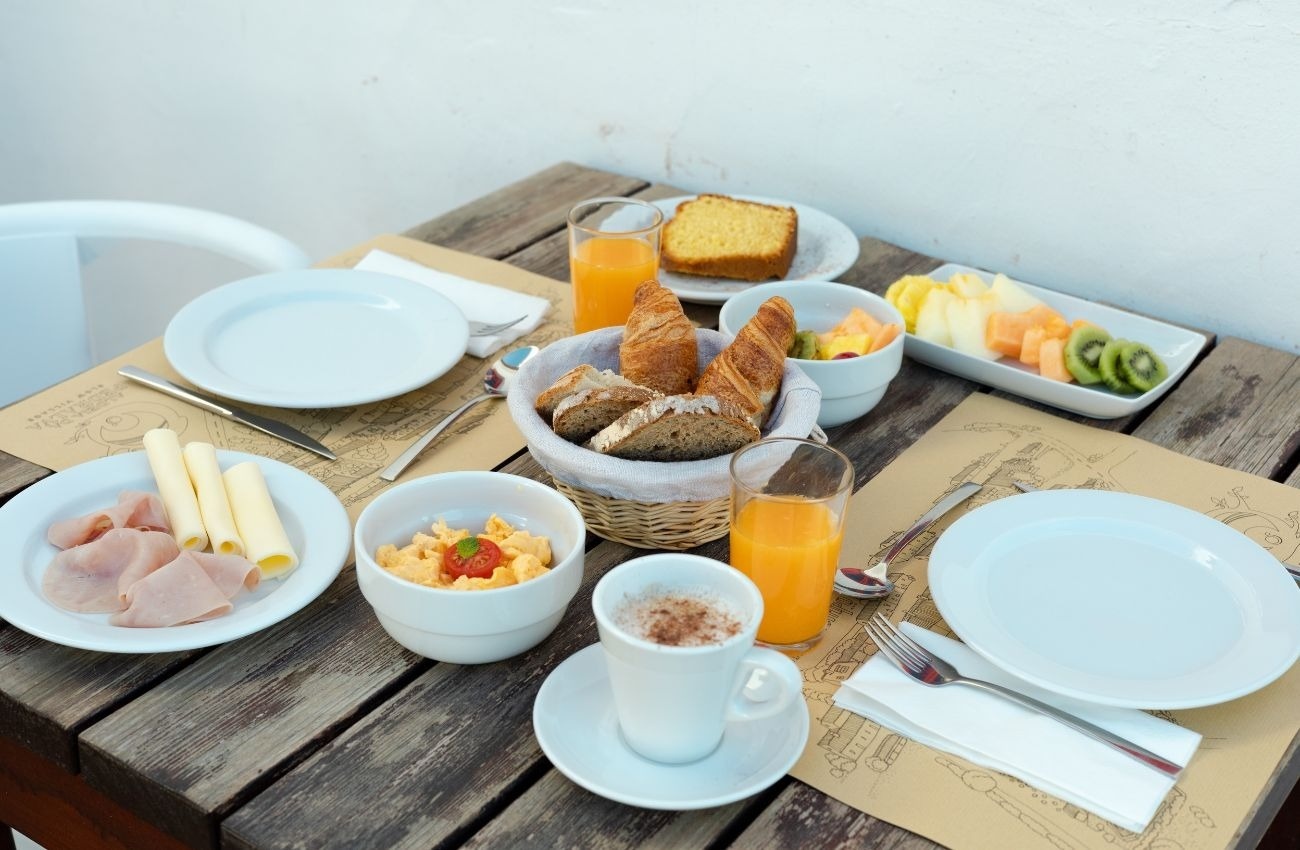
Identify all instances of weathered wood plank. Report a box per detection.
[459,770,751,850]
[0,631,195,770]
[402,161,647,259]
[77,570,420,850]
[729,781,943,849]
[0,448,45,506]
[0,734,191,850]
[1133,337,1300,479]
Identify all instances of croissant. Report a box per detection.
[619,280,698,396]
[695,295,795,428]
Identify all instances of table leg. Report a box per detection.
[0,735,190,850]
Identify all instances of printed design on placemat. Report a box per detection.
[791,408,1265,850]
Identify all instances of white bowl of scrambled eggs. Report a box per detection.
[355,471,586,664]
[720,281,905,428]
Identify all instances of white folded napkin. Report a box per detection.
[834,623,1201,833]
[355,249,551,358]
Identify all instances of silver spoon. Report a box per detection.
[834,481,983,600]
[379,345,540,482]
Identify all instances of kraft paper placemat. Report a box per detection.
[793,393,1300,850]
[0,235,573,524]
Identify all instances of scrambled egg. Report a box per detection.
[375,514,552,591]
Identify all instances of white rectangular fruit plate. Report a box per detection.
[903,264,1208,419]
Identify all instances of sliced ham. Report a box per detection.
[111,552,235,627]
[42,528,180,613]
[108,550,260,628]
[47,491,171,549]
[188,551,261,598]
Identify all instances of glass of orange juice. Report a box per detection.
[729,438,853,651]
[567,197,663,333]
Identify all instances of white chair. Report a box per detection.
[0,201,312,407]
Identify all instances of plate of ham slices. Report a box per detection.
[0,450,349,653]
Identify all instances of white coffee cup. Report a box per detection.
[592,553,805,764]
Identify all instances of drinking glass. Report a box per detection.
[567,197,663,333]
[729,438,854,651]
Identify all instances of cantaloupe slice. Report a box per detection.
[985,311,1032,359]
[1038,337,1074,382]
[867,323,901,353]
[1020,325,1047,366]
[1027,305,1071,340]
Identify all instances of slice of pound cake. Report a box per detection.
[661,194,798,282]
[588,394,761,462]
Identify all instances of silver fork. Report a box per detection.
[863,613,1184,778]
[468,315,527,337]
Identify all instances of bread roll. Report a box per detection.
[619,281,698,395]
[695,296,795,427]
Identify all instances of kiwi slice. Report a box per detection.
[1098,339,1137,394]
[1116,341,1169,392]
[1064,325,1111,385]
[788,330,820,360]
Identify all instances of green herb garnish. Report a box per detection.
[456,537,481,559]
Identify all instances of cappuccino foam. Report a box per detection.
[612,586,743,647]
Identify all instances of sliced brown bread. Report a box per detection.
[661,194,798,282]
[551,385,663,444]
[534,364,638,423]
[588,394,761,462]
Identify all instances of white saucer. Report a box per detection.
[533,643,809,810]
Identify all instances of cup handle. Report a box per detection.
[725,647,804,723]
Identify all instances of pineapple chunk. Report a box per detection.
[820,333,872,360]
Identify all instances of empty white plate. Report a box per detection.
[929,490,1300,708]
[165,269,469,408]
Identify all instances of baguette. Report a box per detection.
[535,364,638,423]
[618,280,698,396]
[695,296,795,428]
[551,385,662,444]
[588,394,760,462]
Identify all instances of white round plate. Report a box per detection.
[0,450,350,653]
[929,490,1300,709]
[651,194,860,305]
[533,643,809,810]
[165,269,469,408]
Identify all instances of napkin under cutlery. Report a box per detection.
[355,249,550,358]
[834,623,1201,833]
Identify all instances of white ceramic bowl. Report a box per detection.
[354,471,586,664]
[719,281,905,427]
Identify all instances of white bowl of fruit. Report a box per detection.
[720,281,905,427]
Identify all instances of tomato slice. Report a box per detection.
[444,536,503,579]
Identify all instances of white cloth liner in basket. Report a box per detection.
[508,328,823,503]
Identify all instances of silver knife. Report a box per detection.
[119,366,337,460]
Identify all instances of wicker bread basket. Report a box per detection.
[507,327,822,550]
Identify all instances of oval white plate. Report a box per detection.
[929,490,1300,709]
[904,264,1207,419]
[0,450,350,653]
[533,643,809,810]
[165,269,469,408]
[650,194,860,305]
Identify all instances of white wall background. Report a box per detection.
[3,0,1298,355]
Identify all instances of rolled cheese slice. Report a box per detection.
[223,461,298,579]
[142,428,208,550]
[181,441,245,557]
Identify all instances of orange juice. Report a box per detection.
[729,496,844,646]
[570,236,658,333]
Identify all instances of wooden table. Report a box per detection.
[2,163,1297,850]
